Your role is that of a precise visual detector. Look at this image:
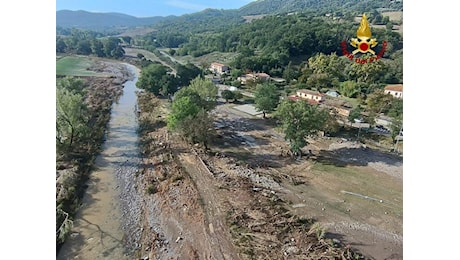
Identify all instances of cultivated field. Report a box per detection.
[56,56,101,77]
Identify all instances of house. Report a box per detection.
[296,89,325,103]
[288,95,320,105]
[384,84,403,99]
[237,72,271,84]
[210,62,230,75]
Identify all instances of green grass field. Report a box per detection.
[56,56,99,77]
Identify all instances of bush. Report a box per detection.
[147,184,157,194]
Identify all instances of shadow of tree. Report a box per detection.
[314,146,402,168]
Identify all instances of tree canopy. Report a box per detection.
[136,63,175,95]
[56,78,90,153]
[254,83,280,118]
[167,78,217,149]
[275,100,329,156]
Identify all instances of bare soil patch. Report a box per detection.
[134,95,399,259]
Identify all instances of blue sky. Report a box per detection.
[56,0,257,17]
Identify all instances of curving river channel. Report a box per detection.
[57,63,143,260]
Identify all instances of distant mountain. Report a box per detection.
[56,10,174,29]
[57,0,403,32]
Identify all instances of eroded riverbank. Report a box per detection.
[57,63,144,259]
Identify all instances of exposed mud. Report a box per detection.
[134,94,395,259]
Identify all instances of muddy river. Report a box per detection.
[57,63,143,259]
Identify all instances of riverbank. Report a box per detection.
[56,59,135,256]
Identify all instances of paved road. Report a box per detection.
[216,84,254,98]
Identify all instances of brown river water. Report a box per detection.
[57,64,144,260]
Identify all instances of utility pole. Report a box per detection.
[357,123,362,143]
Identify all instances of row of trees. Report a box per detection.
[135,62,202,96]
[56,30,125,58]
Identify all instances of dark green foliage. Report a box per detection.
[167,79,217,149]
[56,28,127,59]
[254,83,280,118]
[167,96,201,130]
[387,98,403,118]
[56,37,67,53]
[348,106,363,124]
[221,89,234,102]
[275,100,329,155]
[136,63,176,95]
[176,63,202,88]
[147,185,157,194]
[238,0,402,16]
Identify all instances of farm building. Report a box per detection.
[210,62,230,75]
[384,84,403,99]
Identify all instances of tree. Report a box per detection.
[58,77,86,95]
[389,116,402,144]
[323,110,341,135]
[136,63,171,95]
[76,40,92,55]
[56,88,90,152]
[339,80,361,98]
[187,77,218,111]
[348,106,362,125]
[91,39,105,57]
[177,109,216,149]
[306,53,346,81]
[366,89,394,115]
[388,98,403,118]
[111,45,125,59]
[275,100,329,157]
[254,83,280,118]
[168,95,216,149]
[345,55,387,84]
[167,96,201,130]
[306,73,333,91]
[221,89,234,103]
[233,91,243,102]
[283,61,299,83]
[176,63,202,87]
[56,37,67,53]
[103,37,120,57]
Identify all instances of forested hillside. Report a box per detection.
[239,0,403,16]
